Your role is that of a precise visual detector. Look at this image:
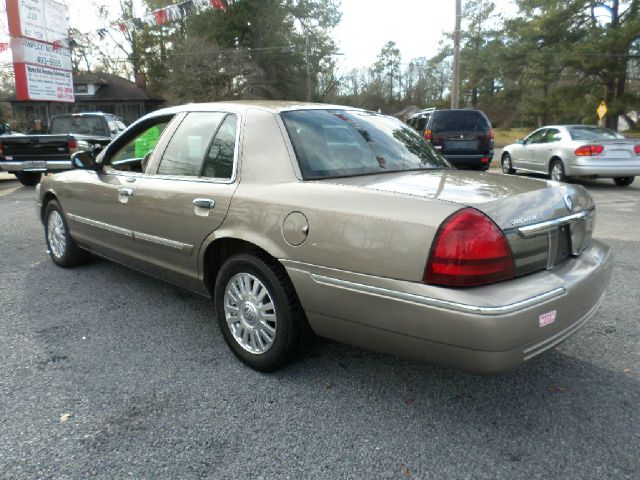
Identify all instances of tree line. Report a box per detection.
[72,0,640,129]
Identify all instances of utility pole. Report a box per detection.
[451,0,462,109]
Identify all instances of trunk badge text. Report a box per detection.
[510,213,543,226]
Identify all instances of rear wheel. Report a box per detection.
[44,200,89,267]
[501,153,515,174]
[15,171,42,186]
[549,159,567,182]
[214,252,311,372]
[613,176,634,187]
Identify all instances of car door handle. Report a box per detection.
[192,198,215,209]
[118,188,134,197]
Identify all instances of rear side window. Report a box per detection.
[201,114,237,179]
[157,112,225,177]
[431,111,490,133]
[416,116,428,131]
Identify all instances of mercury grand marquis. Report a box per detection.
[36,101,613,373]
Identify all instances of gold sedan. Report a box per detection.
[36,102,612,373]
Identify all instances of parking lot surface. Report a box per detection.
[1,171,638,479]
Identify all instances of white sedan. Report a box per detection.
[501,125,640,186]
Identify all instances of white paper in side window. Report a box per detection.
[539,310,557,327]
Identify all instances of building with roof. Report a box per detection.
[10,71,165,130]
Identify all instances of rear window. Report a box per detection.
[281,109,450,180]
[431,110,490,133]
[50,116,107,136]
[568,127,623,141]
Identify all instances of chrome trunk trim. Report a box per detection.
[517,209,593,237]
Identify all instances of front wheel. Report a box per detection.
[44,200,89,267]
[613,176,634,187]
[15,171,42,186]
[549,159,567,182]
[501,153,516,174]
[214,253,310,372]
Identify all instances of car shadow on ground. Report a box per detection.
[18,252,639,476]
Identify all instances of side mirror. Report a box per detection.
[71,150,100,170]
[516,138,525,145]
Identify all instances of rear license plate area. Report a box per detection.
[24,161,46,171]
[553,225,571,265]
[444,140,477,150]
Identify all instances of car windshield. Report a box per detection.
[281,109,450,179]
[568,127,623,140]
[432,110,489,133]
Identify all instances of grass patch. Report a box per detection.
[493,128,531,147]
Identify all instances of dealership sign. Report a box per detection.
[6,0,74,102]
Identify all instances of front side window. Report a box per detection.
[107,117,172,171]
[157,112,225,177]
[281,109,450,180]
[526,129,547,144]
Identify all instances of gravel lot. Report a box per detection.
[1,171,638,479]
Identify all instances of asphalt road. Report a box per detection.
[1,171,638,479]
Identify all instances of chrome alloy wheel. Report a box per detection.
[224,273,277,354]
[47,210,67,259]
[502,155,512,174]
[551,162,564,182]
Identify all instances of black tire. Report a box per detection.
[501,153,516,174]
[44,200,89,268]
[613,176,634,187]
[15,171,42,186]
[214,252,311,372]
[549,159,567,182]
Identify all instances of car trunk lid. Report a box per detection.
[320,169,595,277]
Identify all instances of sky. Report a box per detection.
[63,0,462,71]
[1,0,515,72]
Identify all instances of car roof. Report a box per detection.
[147,101,369,119]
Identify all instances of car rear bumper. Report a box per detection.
[283,239,612,374]
[565,159,640,177]
[0,160,72,173]
[443,153,493,168]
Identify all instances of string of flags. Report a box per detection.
[0,0,228,52]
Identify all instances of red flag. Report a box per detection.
[154,9,167,25]
[210,0,227,12]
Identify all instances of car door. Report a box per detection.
[513,129,547,170]
[62,114,177,262]
[126,110,241,291]
[530,128,562,173]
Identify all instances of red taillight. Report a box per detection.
[634,145,640,155]
[575,145,604,156]
[424,129,432,141]
[480,157,490,164]
[424,208,515,287]
[488,128,494,140]
[67,138,78,154]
